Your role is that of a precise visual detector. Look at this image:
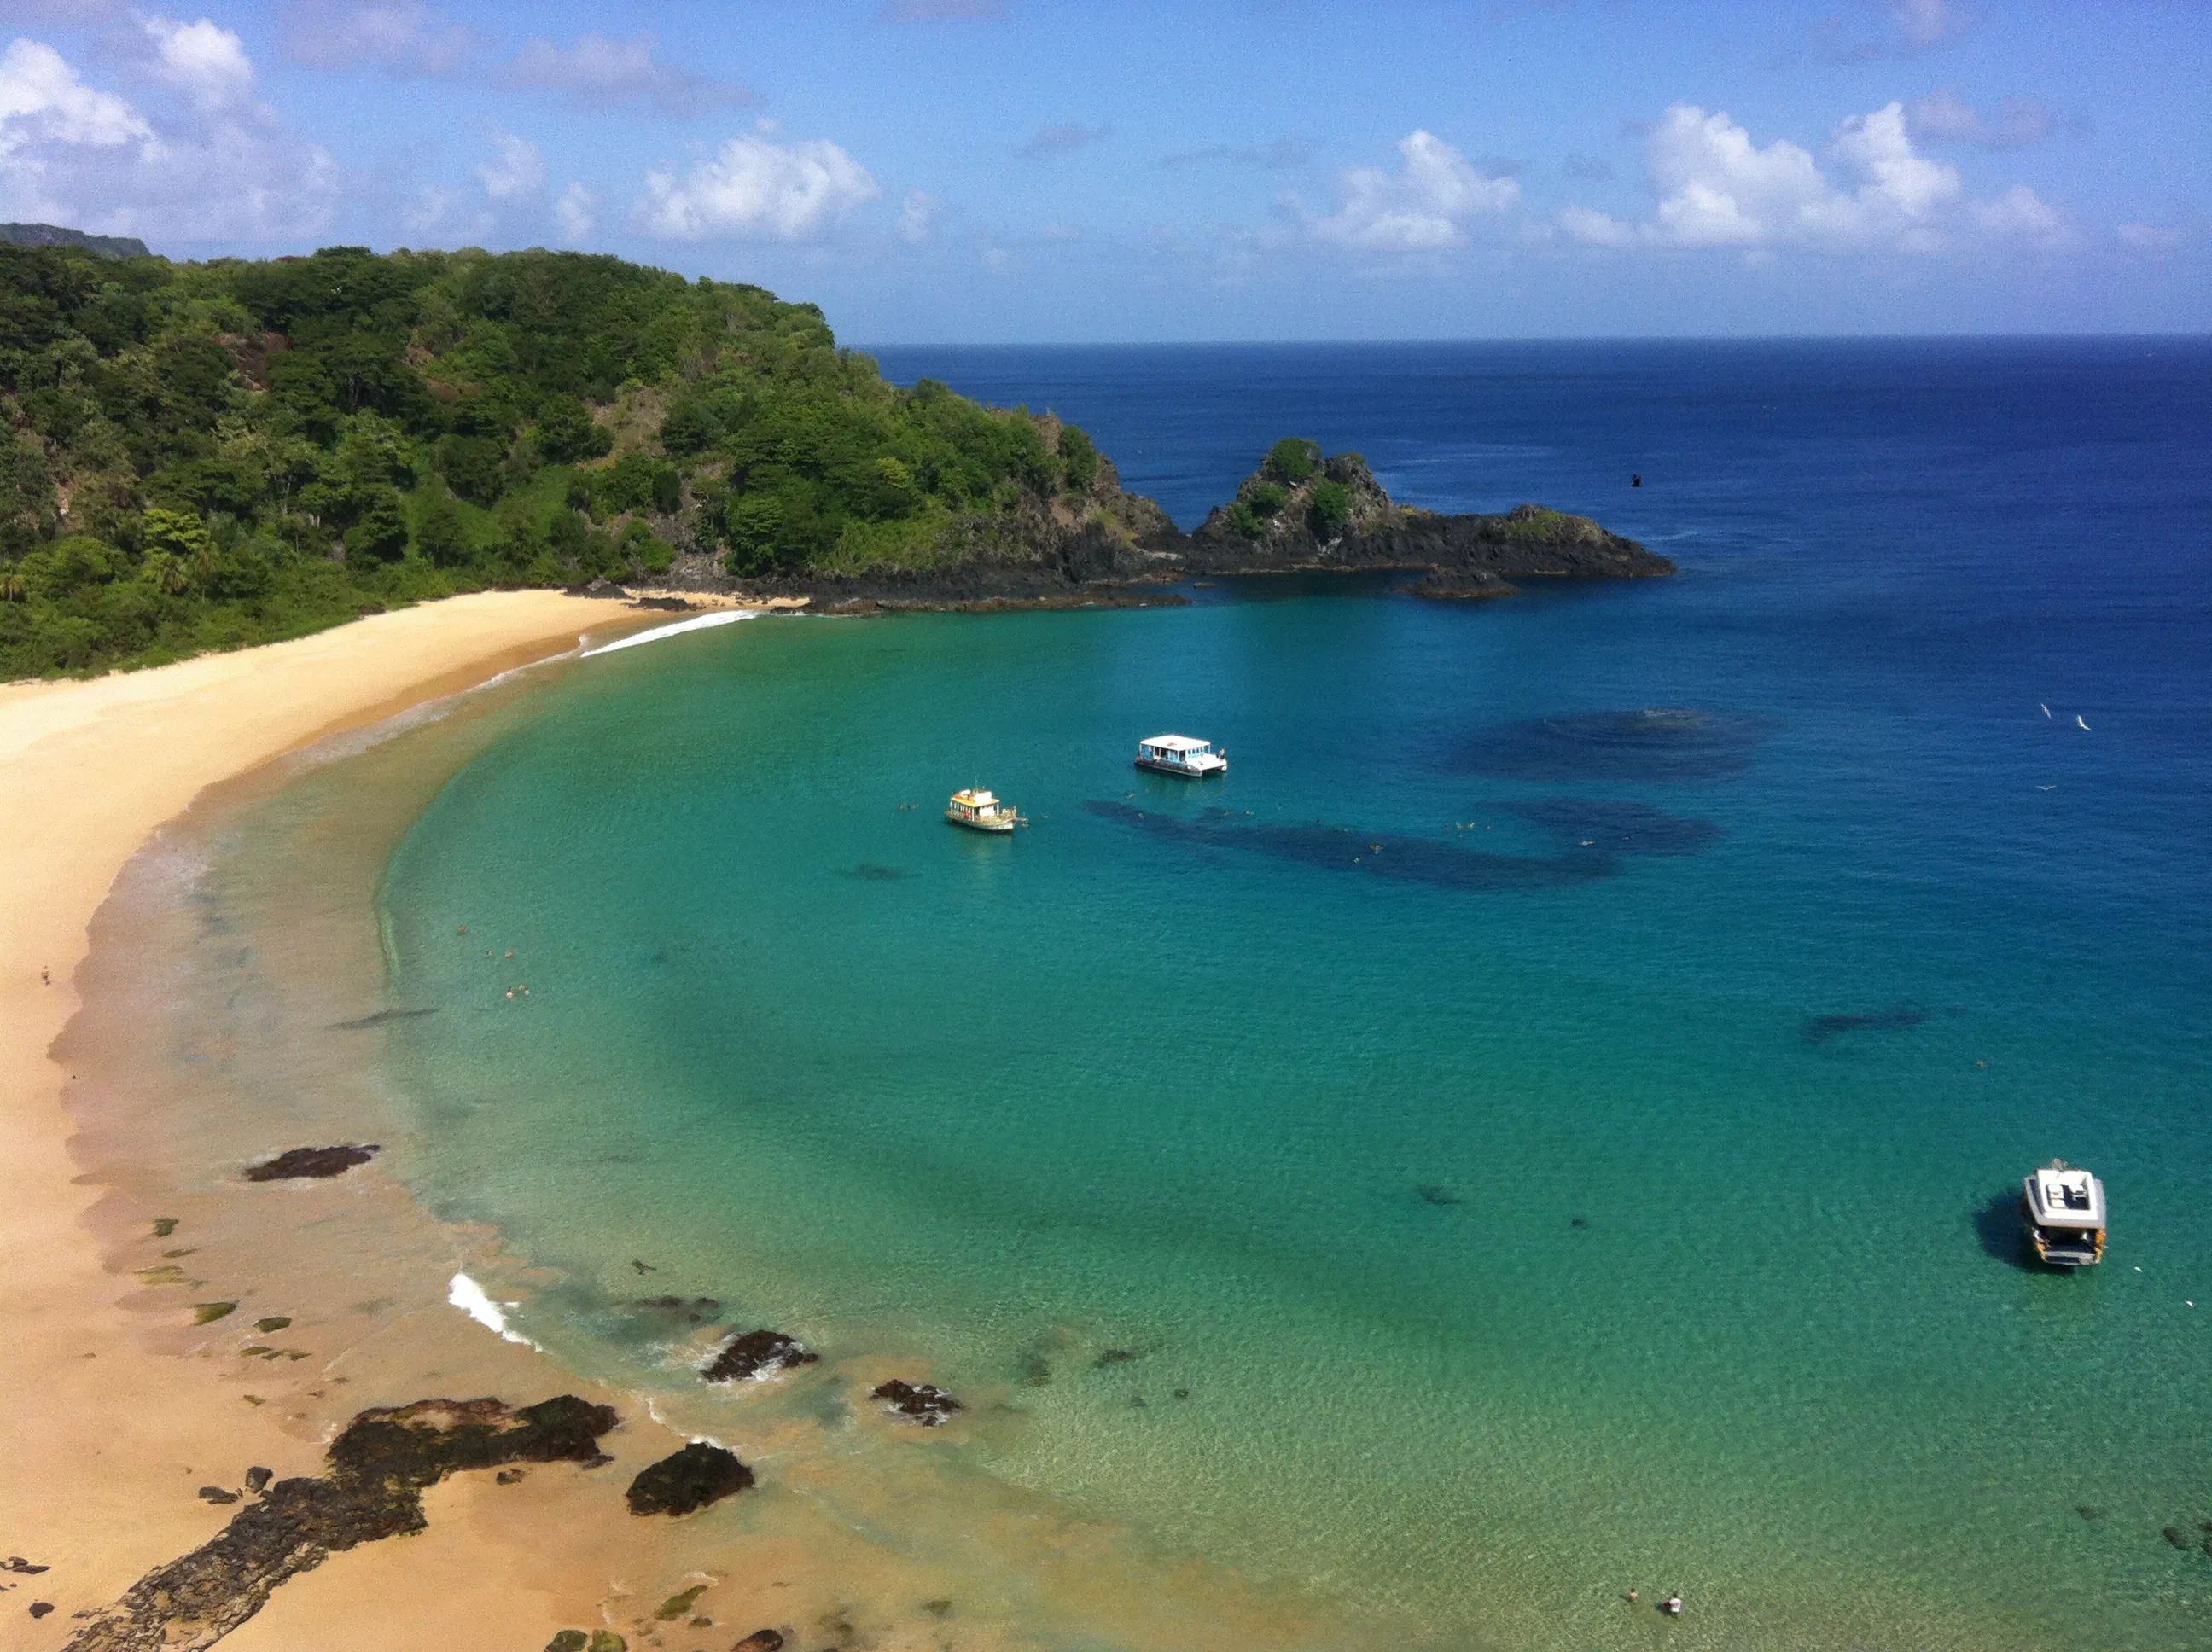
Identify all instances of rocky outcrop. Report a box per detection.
[621,434,1668,614]
[66,1396,619,1652]
[700,1329,818,1383]
[625,1443,754,1516]
[870,1380,963,1426]
[1188,445,1671,584]
[242,1144,380,1181]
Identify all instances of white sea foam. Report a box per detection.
[447,1271,539,1347]
[581,609,756,658]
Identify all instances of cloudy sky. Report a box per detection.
[0,0,2203,340]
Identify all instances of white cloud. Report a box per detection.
[0,37,149,152]
[142,15,256,113]
[632,133,879,241]
[553,181,595,242]
[281,0,471,76]
[2115,221,2185,253]
[1905,88,2063,150]
[0,34,334,241]
[897,187,940,242]
[505,33,748,118]
[1563,102,2066,255]
[474,131,544,200]
[1823,0,1976,61]
[1300,130,1518,252]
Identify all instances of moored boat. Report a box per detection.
[1136,734,1228,777]
[946,788,1020,833]
[2021,1159,2106,1266]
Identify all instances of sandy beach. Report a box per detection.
[0,592,659,1648]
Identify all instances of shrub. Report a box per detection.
[1058,424,1099,492]
[1263,437,1321,485]
[436,433,507,506]
[1226,500,1265,538]
[1309,478,1353,538]
[1243,480,1288,518]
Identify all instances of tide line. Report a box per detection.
[582,609,757,657]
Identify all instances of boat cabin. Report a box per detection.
[1135,734,1228,777]
[2021,1159,2107,1267]
[946,788,1018,833]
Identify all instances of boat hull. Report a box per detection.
[946,812,1016,833]
[2019,1195,2104,1266]
[1135,757,1227,777]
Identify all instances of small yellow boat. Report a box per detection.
[946,788,1020,833]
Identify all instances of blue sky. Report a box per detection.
[0,0,2203,340]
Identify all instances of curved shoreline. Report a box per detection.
[3,590,1343,1652]
[0,592,653,1644]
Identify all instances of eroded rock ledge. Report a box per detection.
[64,1396,618,1652]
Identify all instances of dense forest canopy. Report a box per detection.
[0,242,1109,676]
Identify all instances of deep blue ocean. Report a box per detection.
[360,340,2212,1649]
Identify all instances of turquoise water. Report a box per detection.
[372,342,2212,1648]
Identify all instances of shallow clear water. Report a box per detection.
[369,340,2211,1647]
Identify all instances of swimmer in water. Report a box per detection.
[1662,1594,1683,1616]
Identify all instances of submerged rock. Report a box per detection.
[242,1144,380,1182]
[871,1380,963,1426]
[700,1329,818,1384]
[731,1632,784,1652]
[1416,1184,1462,1206]
[625,1443,754,1517]
[1803,1006,1930,1044]
[544,1634,587,1652]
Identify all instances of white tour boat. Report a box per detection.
[946,788,1020,833]
[2020,1159,2106,1267]
[1135,734,1228,777]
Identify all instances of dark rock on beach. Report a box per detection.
[701,1329,818,1383]
[66,1395,618,1651]
[3,1557,52,1574]
[30,1601,55,1619]
[625,1443,754,1517]
[731,1632,785,1652]
[242,1144,380,1182]
[196,1486,239,1505]
[872,1379,963,1425]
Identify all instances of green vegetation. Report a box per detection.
[1223,438,1362,540]
[1503,505,1570,539]
[1261,436,1320,484]
[0,241,1104,677]
[1308,477,1353,537]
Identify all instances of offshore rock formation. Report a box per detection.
[644,433,1671,614]
[1186,439,1670,585]
[66,1396,618,1651]
[699,1328,818,1383]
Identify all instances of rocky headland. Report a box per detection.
[621,433,1672,615]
